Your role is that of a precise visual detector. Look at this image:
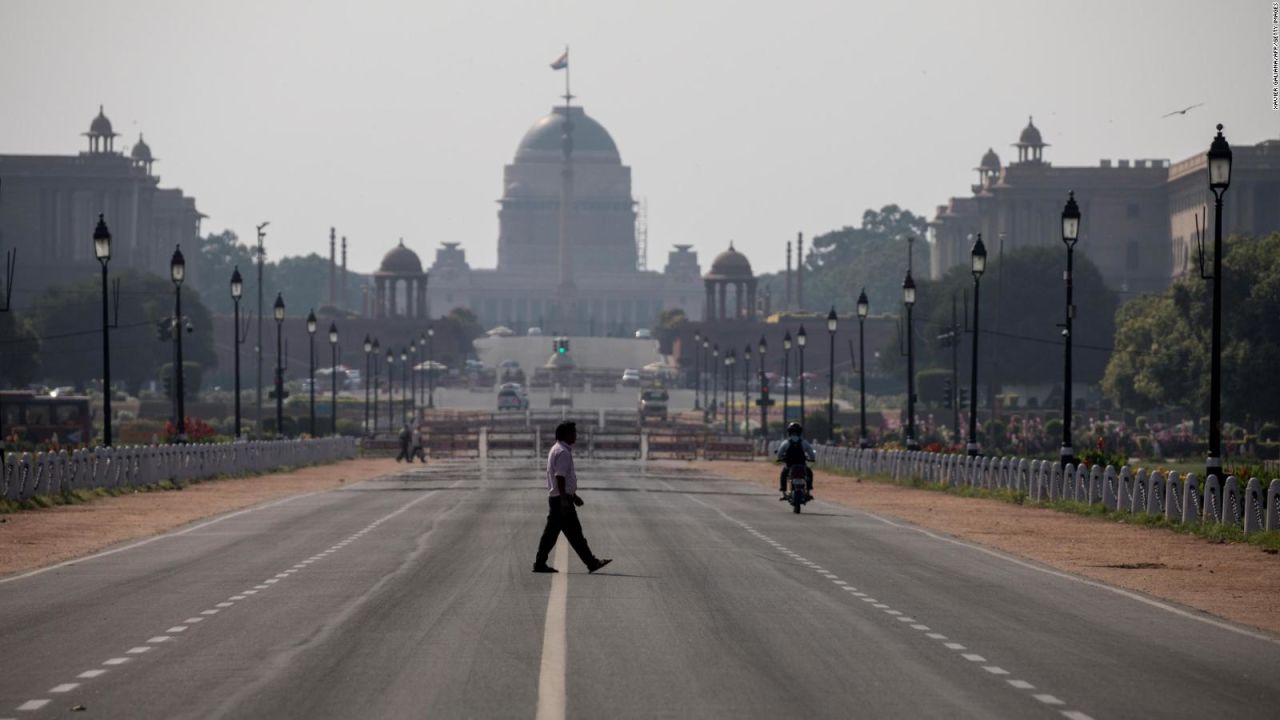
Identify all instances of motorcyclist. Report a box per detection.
[776,422,816,499]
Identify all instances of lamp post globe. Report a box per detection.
[94,214,112,262]
[306,310,317,335]
[95,215,114,446]
[1208,123,1233,192]
[273,294,285,322]
[1060,193,1080,467]
[170,245,185,286]
[230,268,243,301]
[1205,124,1232,481]
[856,290,869,320]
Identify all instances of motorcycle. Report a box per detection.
[784,463,809,514]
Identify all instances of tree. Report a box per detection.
[1104,232,1280,426]
[0,311,41,388]
[786,204,931,315]
[28,270,217,395]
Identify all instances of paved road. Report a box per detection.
[1,461,1277,719]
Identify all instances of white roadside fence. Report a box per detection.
[814,446,1280,534]
[1,437,358,501]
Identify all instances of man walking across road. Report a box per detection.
[533,420,612,574]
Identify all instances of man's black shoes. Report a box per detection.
[532,564,558,573]
[587,558,612,574]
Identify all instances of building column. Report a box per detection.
[705,283,716,322]
[747,280,757,318]
[717,282,727,320]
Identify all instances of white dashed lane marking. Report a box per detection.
[725,516,1096,720]
[13,486,444,716]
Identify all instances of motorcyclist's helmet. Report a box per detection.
[787,422,803,437]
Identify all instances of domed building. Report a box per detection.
[703,242,758,320]
[0,107,202,306]
[373,240,428,318]
[426,99,710,334]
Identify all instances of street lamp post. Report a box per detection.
[797,325,807,427]
[902,269,918,451]
[782,332,792,425]
[400,348,409,425]
[725,351,736,434]
[968,235,987,456]
[386,348,395,431]
[306,310,317,437]
[408,341,418,424]
[363,336,372,436]
[427,327,436,409]
[1206,124,1233,481]
[255,221,268,439]
[371,339,381,435]
[1060,193,1081,467]
[329,323,339,436]
[231,268,245,440]
[757,336,768,440]
[693,330,702,410]
[94,215,113,446]
[711,344,720,422]
[827,307,838,443]
[701,338,710,415]
[743,343,752,438]
[856,290,870,448]
[273,293,286,437]
[171,246,187,439]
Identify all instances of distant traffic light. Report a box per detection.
[942,378,953,409]
[959,387,969,410]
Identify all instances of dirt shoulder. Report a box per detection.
[0,458,401,578]
[679,459,1280,637]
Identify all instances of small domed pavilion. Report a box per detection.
[374,239,428,319]
[703,242,757,320]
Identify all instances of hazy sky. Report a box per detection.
[1,1,1274,276]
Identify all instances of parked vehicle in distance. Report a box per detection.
[494,381,524,409]
[526,327,543,336]
[634,328,652,339]
[497,383,529,411]
[620,369,641,387]
[638,388,669,423]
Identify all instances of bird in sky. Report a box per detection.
[1161,102,1204,118]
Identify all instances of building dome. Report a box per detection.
[131,134,153,162]
[515,106,620,162]
[706,242,753,279]
[378,239,424,274]
[978,147,1001,171]
[1017,116,1044,147]
[89,105,115,137]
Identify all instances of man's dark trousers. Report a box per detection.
[535,497,596,567]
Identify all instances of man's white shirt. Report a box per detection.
[546,440,577,496]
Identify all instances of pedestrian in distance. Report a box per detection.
[410,425,427,463]
[533,420,612,574]
[395,422,411,463]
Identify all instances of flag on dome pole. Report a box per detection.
[550,48,568,70]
